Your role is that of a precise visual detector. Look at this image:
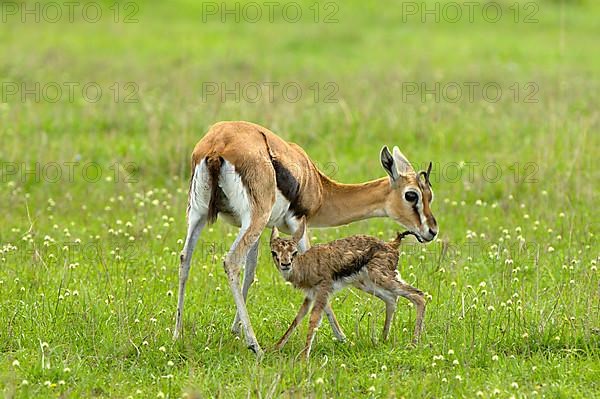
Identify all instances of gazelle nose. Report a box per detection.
[428,228,437,237]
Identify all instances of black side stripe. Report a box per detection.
[332,245,382,280]
[260,131,309,217]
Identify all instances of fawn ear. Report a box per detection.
[270,227,279,245]
[292,217,307,244]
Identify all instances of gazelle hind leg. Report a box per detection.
[174,212,207,339]
[224,211,272,356]
[231,240,260,335]
[219,157,275,356]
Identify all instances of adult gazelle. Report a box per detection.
[174,121,437,356]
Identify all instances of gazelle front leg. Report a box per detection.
[274,296,312,350]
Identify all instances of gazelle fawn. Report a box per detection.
[269,218,426,359]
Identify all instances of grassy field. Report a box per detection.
[1,0,599,397]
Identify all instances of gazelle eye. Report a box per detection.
[404,191,418,202]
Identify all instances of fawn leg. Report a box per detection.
[382,299,397,341]
[274,296,312,350]
[324,303,346,341]
[355,281,397,341]
[300,289,328,360]
[386,280,426,344]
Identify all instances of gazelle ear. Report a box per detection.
[292,217,307,244]
[392,146,414,176]
[380,146,399,183]
[270,227,279,245]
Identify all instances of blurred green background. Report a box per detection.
[1,0,598,397]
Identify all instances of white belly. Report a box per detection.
[190,159,294,230]
[267,191,292,228]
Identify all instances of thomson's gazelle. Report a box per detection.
[175,121,437,356]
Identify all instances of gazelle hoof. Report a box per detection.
[248,343,264,358]
[231,321,241,336]
[173,328,182,340]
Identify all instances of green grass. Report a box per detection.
[1,0,599,397]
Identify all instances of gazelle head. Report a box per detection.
[380,146,438,243]
[269,218,306,276]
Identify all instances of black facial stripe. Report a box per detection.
[409,189,424,223]
[412,203,421,223]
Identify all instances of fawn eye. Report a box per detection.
[270,251,278,258]
[291,250,298,257]
[404,191,418,202]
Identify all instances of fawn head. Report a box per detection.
[269,218,307,275]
